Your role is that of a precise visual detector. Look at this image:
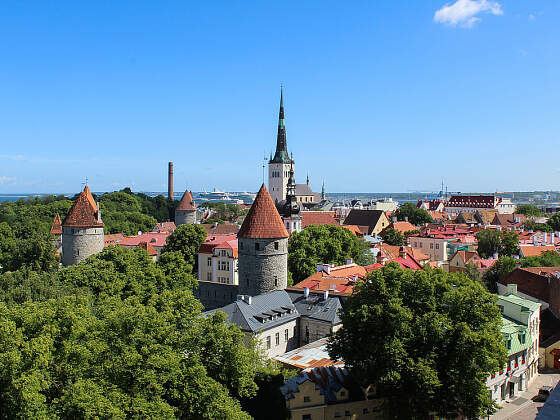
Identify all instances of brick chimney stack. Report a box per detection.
[168,162,174,200]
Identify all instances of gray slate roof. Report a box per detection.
[287,291,343,325]
[204,290,298,333]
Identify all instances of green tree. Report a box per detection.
[523,220,553,233]
[499,231,520,257]
[162,224,207,271]
[394,202,433,226]
[464,261,481,283]
[476,229,501,258]
[288,225,371,283]
[328,264,507,419]
[548,213,560,231]
[482,256,517,293]
[521,250,560,268]
[382,228,405,246]
[515,204,543,217]
[0,293,257,419]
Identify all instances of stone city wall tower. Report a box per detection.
[62,185,104,266]
[238,184,289,296]
[175,189,197,225]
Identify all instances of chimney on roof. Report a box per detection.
[404,216,409,223]
[323,290,329,300]
[506,284,518,295]
[346,258,353,265]
[391,216,397,223]
[399,246,407,259]
[168,162,174,201]
[247,296,252,304]
[303,287,310,298]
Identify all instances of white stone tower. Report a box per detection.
[62,185,104,266]
[238,184,289,296]
[268,87,294,204]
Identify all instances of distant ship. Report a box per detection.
[197,188,255,204]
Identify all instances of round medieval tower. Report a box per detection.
[175,189,197,225]
[238,184,289,296]
[62,185,104,266]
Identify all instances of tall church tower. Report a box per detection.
[268,87,294,204]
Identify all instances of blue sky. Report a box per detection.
[0,0,558,194]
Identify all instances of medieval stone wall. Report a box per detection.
[175,209,196,225]
[62,226,104,266]
[238,237,288,296]
[196,281,239,310]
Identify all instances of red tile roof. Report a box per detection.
[176,190,196,211]
[198,234,238,258]
[447,195,497,209]
[104,233,125,247]
[119,232,169,248]
[153,221,176,233]
[201,223,240,235]
[301,211,337,228]
[342,225,362,236]
[138,241,158,256]
[519,245,558,258]
[292,263,367,295]
[238,184,289,239]
[83,185,98,212]
[50,213,62,235]
[62,188,103,228]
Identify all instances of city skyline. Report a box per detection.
[1,1,559,194]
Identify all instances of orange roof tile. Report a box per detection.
[301,211,337,228]
[50,213,62,235]
[176,190,196,211]
[342,225,362,236]
[138,241,158,256]
[519,245,558,258]
[62,188,103,228]
[238,184,289,239]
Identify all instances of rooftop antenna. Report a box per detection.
[81,177,89,188]
[262,151,267,184]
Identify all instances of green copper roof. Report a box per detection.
[501,316,531,356]
[499,294,541,312]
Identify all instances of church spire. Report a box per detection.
[270,86,292,164]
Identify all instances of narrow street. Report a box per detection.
[488,370,560,420]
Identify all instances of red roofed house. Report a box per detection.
[62,185,104,266]
[104,233,125,247]
[369,245,424,271]
[445,195,515,215]
[301,211,338,228]
[448,250,493,273]
[50,213,63,254]
[138,241,158,262]
[153,221,176,234]
[119,232,169,258]
[198,234,239,285]
[291,261,367,296]
[519,245,559,259]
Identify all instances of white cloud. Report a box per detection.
[0,176,16,184]
[434,0,503,28]
[529,14,535,21]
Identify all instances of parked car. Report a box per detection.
[533,385,554,402]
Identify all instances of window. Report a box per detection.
[285,329,289,342]
[207,257,211,266]
[207,272,211,281]
[274,241,279,250]
[340,390,346,397]
[303,396,310,403]
[255,242,260,251]
[430,243,434,249]
[363,408,369,415]
[275,332,280,346]
[240,242,243,250]
[274,276,278,287]
[302,415,312,420]
[506,339,511,350]
[435,244,439,250]
[266,336,271,349]
[344,411,350,417]
[519,334,525,344]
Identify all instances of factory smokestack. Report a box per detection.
[168,162,174,200]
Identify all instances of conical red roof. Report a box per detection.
[177,190,196,211]
[50,213,62,235]
[83,185,98,212]
[238,184,289,239]
[62,189,103,227]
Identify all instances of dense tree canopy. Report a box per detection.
[0,246,265,419]
[200,202,248,223]
[521,250,560,268]
[162,224,207,271]
[549,213,560,231]
[393,202,433,226]
[328,264,507,419]
[288,225,372,283]
[476,229,519,258]
[382,227,404,246]
[522,220,553,233]
[515,204,543,217]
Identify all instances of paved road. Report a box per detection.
[489,370,560,420]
